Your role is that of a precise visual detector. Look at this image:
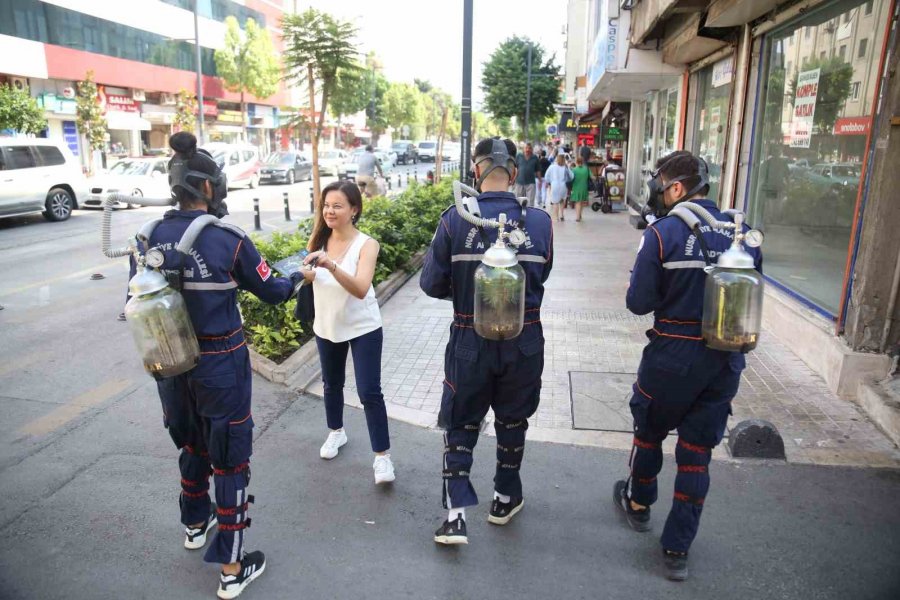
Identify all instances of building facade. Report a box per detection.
[0,0,289,164]
[565,0,899,412]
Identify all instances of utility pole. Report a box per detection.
[524,41,532,144]
[194,0,204,144]
[308,64,321,210]
[460,0,473,182]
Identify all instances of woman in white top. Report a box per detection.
[544,153,572,223]
[299,180,394,484]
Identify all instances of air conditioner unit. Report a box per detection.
[11,77,29,92]
[161,93,176,105]
[132,89,146,101]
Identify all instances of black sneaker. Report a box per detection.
[613,480,651,532]
[663,549,689,581]
[434,516,468,545]
[487,496,524,526]
[184,504,217,550]
[217,550,267,599]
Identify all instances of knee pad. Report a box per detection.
[443,430,478,480]
[674,438,711,505]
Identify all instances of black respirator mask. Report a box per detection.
[473,139,516,192]
[168,149,229,218]
[644,156,709,219]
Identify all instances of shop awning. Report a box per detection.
[106,111,151,131]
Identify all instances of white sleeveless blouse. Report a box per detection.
[312,232,382,343]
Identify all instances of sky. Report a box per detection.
[298,0,569,110]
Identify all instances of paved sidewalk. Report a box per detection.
[309,205,900,467]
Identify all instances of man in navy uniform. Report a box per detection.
[614,150,762,581]
[421,138,553,545]
[132,132,302,599]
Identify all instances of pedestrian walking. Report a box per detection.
[420,138,553,546]
[544,154,572,222]
[513,143,539,206]
[299,180,395,484]
[570,157,591,222]
[133,133,303,599]
[537,149,552,208]
[578,140,593,166]
[614,151,763,581]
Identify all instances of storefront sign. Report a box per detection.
[558,111,600,134]
[218,109,243,124]
[711,56,734,88]
[833,116,871,136]
[604,126,625,141]
[97,86,140,113]
[38,93,76,115]
[202,100,218,117]
[790,68,820,149]
[587,1,619,90]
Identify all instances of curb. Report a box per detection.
[248,249,428,388]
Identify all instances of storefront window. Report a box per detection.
[747,0,889,315]
[691,57,734,204]
[658,86,679,158]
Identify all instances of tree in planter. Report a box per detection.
[282,7,360,204]
[173,89,197,134]
[0,84,47,135]
[482,37,561,139]
[75,70,107,175]
[214,16,280,141]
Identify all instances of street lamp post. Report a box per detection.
[460,0,473,182]
[193,0,204,144]
[524,42,532,143]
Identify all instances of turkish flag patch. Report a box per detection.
[256,259,271,281]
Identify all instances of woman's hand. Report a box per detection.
[303,250,330,270]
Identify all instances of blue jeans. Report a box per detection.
[315,328,390,453]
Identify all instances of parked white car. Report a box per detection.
[0,138,88,222]
[339,149,394,180]
[317,149,349,177]
[417,140,437,162]
[203,143,261,189]
[83,157,171,209]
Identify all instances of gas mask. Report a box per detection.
[168,149,230,218]
[644,156,709,219]
[473,139,516,192]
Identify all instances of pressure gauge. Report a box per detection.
[508,228,527,247]
[744,229,764,248]
[145,248,165,268]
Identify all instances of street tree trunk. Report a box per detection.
[308,64,321,215]
[240,91,247,142]
[435,106,448,184]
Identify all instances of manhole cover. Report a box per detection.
[570,371,636,432]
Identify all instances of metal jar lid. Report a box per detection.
[128,267,170,296]
[482,241,518,268]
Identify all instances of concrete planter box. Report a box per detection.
[248,249,427,389]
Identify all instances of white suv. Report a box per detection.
[417,140,437,162]
[0,138,88,222]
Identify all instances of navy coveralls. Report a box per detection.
[626,199,762,553]
[130,209,294,564]
[420,192,553,509]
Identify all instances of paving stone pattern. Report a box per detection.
[321,208,899,467]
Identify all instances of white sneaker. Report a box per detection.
[373,454,396,484]
[320,429,348,459]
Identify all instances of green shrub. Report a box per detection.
[240,179,455,362]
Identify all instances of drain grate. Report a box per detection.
[570,370,637,432]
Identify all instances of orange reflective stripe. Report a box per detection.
[229,412,251,425]
[200,340,247,355]
[652,328,703,341]
[648,225,664,261]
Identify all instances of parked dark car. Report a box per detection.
[391,141,419,165]
[260,151,312,185]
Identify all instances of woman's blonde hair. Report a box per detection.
[555,154,566,165]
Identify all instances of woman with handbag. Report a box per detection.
[545,153,573,222]
[297,180,395,484]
